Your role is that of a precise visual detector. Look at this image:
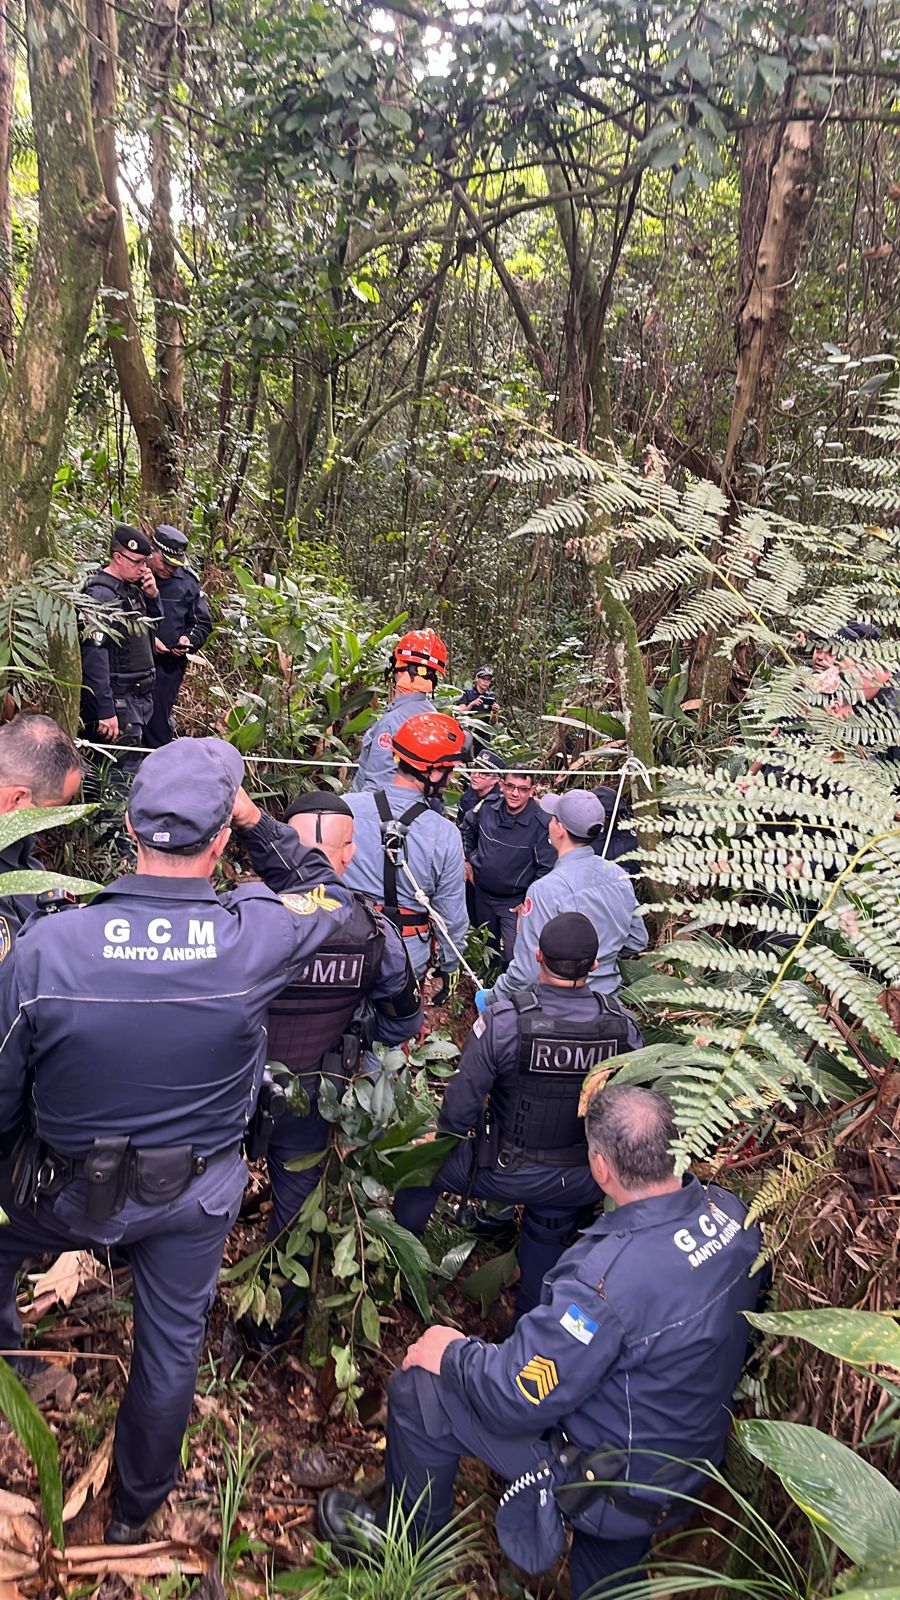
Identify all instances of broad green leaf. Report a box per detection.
[737,1420,900,1564]
[840,1551,900,1588]
[746,1309,900,1370]
[332,1229,357,1279]
[437,1239,476,1281]
[461,1246,518,1316]
[365,1209,432,1321]
[0,803,96,853]
[383,1134,459,1190]
[284,1148,328,1172]
[0,1357,65,1550]
[0,870,103,898]
[360,1295,381,1344]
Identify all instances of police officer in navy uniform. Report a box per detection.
[352,629,449,794]
[320,1085,763,1600]
[462,767,555,968]
[0,737,356,1545]
[0,715,84,943]
[80,524,163,761]
[146,525,213,748]
[394,914,642,1316]
[455,748,504,829]
[229,788,424,1349]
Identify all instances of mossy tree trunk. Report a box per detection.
[0,0,114,730]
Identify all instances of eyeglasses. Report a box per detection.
[118,552,146,567]
[501,781,532,795]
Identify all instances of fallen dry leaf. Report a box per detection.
[0,1513,39,1555]
[63,1430,114,1522]
[30,1251,102,1315]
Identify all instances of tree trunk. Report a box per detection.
[146,0,187,437]
[0,0,17,376]
[0,0,114,729]
[88,0,179,504]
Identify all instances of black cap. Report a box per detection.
[539,912,599,975]
[834,620,882,642]
[283,791,353,824]
[128,737,244,851]
[154,524,189,566]
[112,524,152,557]
[473,749,505,773]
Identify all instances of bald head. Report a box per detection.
[585,1084,680,1201]
[287,809,355,875]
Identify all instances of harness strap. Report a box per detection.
[374,792,430,915]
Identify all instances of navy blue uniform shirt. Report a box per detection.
[456,781,499,827]
[80,573,163,722]
[0,859,356,1154]
[462,795,555,899]
[440,1174,762,1495]
[236,810,424,1047]
[0,835,46,949]
[155,567,213,652]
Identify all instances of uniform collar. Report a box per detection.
[557,845,595,864]
[0,836,36,873]
[588,1174,706,1237]
[91,874,221,903]
[389,691,431,711]
[499,799,535,826]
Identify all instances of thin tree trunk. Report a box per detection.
[0,0,114,727]
[0,0,17,376]
[89,0,179,503]
[146,0,187,437]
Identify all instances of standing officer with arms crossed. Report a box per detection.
[462,767,555,970]
[489,790,647,1004]
[229,788,424,1350]
[80,524,162,762]
[394,914,643,1318]
[146,525,213,748]
[321,1085,763,1600]
[344,713,469,1003]
[352,629,449,793]
[0,738,356,1545]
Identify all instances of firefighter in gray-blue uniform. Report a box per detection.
[351,628,448,793]
[0,738,356,1545]
[320,1085,763,1600]
[80,524,163,760]
[146,525,213,748]
[394,914,642,1315]
[490,790,647,1004]
[344,713,469,991]
[231,789,423,1348]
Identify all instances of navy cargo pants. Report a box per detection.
[470,887,519,968]
[385,1366,651,1599]
[147,656,187,748]
[0,1152,246,1523]
[393,1143,600,1315]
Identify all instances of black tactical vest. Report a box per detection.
[490,989,639,1167]
[86,571,156,684]
[266,896,385,1084]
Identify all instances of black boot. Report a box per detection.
[2,1353,50,1382]
[317,1489,381,1563]
[105,1509,149,1545]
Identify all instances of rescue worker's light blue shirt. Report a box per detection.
[493,845,648,999]
[351,692,433,792]
[343,782,468,975]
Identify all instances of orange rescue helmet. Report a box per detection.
[391,628,448,679]
[392,712,466,774]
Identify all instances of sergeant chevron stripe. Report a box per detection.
[515,1354,559,1405]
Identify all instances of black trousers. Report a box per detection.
[147,656,187,748]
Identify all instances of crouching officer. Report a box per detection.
[0,737,356,1545]
[320,1085,764,1600]
[230,788,424,1349]
[394,914,643,1316]
[80,523,163,763]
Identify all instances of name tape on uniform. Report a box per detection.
[103,916,218,962]
[528,1037,619,1074]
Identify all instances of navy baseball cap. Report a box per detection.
[540,789,606,840]
[154,524,189,566]
[539,912,599,971]
[473,749,505,773]
[113,524,152,557]
[128,737,244,851]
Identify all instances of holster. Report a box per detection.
[475,1108,500,1170]
[549,1431,672,1531]
[321,1031,362,1095]
[128,1143,193,1206]
[244,1072,288,1161]
[85,1136,130,1221]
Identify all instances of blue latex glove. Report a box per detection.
[475,987,494,1013]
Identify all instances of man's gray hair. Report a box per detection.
[585,1083,677,1188]
[0,714,84,804]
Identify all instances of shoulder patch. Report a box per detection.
[472,1015,486,1038]
[0,916,10,963]
[515,1355,558,1405]
[378,731,393,748]
[280,884,342,915]
[560,1304,599,1346]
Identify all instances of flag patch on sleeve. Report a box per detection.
[560,1304,599,1345]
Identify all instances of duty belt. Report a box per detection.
[11,1134,241,1222]
[373,902,430,938]
[112,672,155,697]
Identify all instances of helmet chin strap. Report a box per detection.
[421,768,452,800]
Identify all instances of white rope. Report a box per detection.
[394,855,481,984]
[76,738,649,782]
